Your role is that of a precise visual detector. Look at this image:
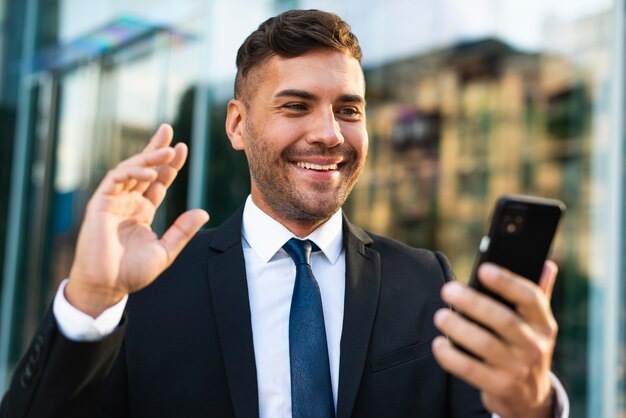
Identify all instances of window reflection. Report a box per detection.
[345,9,613,416]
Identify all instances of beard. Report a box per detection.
[244,118,365,225]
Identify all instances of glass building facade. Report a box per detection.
[0,0,624,416]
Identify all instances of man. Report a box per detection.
[1,9,567,418]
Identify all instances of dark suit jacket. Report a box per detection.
[1,208,488,418]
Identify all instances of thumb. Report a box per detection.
[160,209,210,264]
[538,260,558,301]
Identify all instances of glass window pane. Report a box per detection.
[1,2,624,415]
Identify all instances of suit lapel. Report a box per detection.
[336,219,381,418]
[206,208,259,418]
[205,210,380,418]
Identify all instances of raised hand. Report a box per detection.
[432,261,559,418]
[65,124,209,318]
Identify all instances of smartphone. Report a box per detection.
[468,195,566,309]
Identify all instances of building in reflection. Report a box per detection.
[348,12,611,415]
[352,29,605,278]
[354,38,546,276]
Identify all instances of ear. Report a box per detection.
[226,99,246,150]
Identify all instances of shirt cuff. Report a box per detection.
[491,371,570,418]
[548,371,570,418]
[52,279,128,341]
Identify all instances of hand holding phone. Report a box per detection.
[434,195,564,416]
[467,195,565,309]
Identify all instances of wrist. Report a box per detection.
[503,387,555,418]
[526,392,554,418]
[64,279,127,318]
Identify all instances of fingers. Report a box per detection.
[143,123,174,151]
[433,309,513,369]
[110,166,157,186]
[538,260,558,301]
[476,263,556,327]
[432,334,555,416]
[432,336,504,392]
[438,263,559,356]
[96,127,188,209]
[434,263,560,416]
[97,152,167,196]
[143,142,188,207]
[159,209,210,264]
[116,146,175,171]
[432,336,521,397]
[440,282,537,349]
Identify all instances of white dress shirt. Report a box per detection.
[241,195,345,417]
[52,195,569,417]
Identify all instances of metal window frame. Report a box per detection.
[0,0,39,392]
[588,0,626,416]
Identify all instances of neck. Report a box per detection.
[250,195,332,238]
[280,219,326,238]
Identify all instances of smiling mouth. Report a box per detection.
[295,161,339,171]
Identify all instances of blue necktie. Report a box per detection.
[283,238,335,418]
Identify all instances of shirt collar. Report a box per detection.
[241,195,344,264]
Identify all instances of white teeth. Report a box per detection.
[296,161,338,171]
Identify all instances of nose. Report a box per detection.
[304,107,344,147]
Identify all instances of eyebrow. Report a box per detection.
[275,89,318,101]
[275,89,366,105]
[338,94,367,106]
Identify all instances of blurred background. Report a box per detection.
[0,0,623,416]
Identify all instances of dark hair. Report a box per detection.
[234,9,362,99]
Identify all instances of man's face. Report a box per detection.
[229,49,368,231]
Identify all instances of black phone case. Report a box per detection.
[468,195,565,308]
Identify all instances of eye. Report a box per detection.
[337,107,363,119]
[282,103,308,111]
